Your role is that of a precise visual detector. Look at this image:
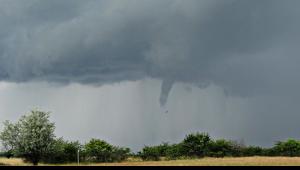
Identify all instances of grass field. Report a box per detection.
[2,157,300,166]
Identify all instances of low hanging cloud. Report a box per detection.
[1,0,300,106]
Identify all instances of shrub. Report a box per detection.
[262,148,277,156]
[228,140,246,157]
[42,138,82,164]
[272,139,300,156]
[1,135,129,164]
[84,139,114,162]
[110,147,131,162]
[208,139,234,157]
[156,142,170,157]
[137,143,172,161]
[165,143,184,160]
[181,132,211,157]
[242,146,263,156]
[63,141,82,162]
[138,146,161,161]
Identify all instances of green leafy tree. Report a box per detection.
[0,120,20,157]
[0,109,56,165]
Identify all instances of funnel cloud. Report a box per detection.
[159,79,174,107]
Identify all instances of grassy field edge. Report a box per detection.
[2,157,300,166]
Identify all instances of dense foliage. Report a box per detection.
[0,109,130,165]
[137,142,171,161]
[272,139,300,157]
[83,138,130,163]
[41,138,82,163]
[208,139,235,157]
[2,109,300,164]
[138,135,300,160]
[181,133,211,157]
[0,110,56,165]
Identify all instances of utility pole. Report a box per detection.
[77,149,80,166]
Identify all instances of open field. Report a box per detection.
[2,157,300,166]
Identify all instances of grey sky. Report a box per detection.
[1,0,300,151]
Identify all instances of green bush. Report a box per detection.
[41,138,82,164]
[110,147,131,162]
[181,132,211,157]
[165,143,184,160]
[84,139,114,162]
[208,139,234,157]
[138,146,161,161]
[138,137,300,158]
[272,139,300,156]
[261,148,277,156]
[156,142,170,157]
[228,140,246,157]
[63,141,82,162]
[242,146,263,156]
[137,143,172,161]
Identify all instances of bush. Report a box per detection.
[40,138,129,163]
[41,138,82,164]
[63,141,82,162]
[261,148,277,156]
[110,147,131,162]
[138,146,161,161]
[181,132,211,157]
[165,143,184,160]
[137,143,172,161]
[208,139,234,157]
[242,146,263,156]
[156,142,170,157]
[84,139,114,162]
[272,139,300,156]
[228,140,246,157]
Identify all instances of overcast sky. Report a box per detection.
[1,0,300,151]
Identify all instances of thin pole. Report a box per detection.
[77,149,80,166]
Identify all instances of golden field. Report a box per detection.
[2,157,300,166]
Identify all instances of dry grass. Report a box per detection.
[2,157,300,166]
[0,157,31,166]
[84,157,300,166]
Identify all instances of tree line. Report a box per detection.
[0,110,130,165]
[1,109,300,165]
[137,133,300,161]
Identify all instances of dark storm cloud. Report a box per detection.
[0,0,300,106]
